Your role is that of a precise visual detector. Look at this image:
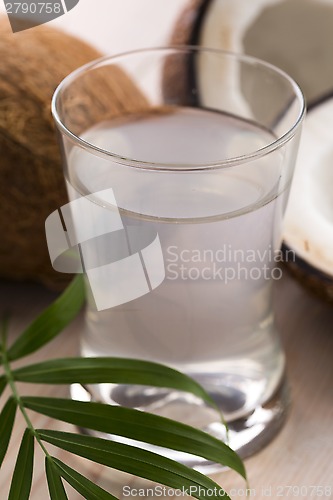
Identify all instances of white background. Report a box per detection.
[0,0,189,53]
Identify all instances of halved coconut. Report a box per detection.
[169,0,333,301]
[283,97,333,302]
[172,0,333,105]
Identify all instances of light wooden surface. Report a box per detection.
[0,272,332,499]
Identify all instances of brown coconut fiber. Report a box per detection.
[0,17,148,289]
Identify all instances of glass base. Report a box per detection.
[70,376,290,472]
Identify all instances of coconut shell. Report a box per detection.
[282,246,333,304]
[0,17,148,289]
[170,0,206,46]
[162,0,206,105]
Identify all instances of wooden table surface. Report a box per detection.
[0,272,332,499]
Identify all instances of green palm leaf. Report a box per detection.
[45,457,68,500]
[38,430,230,500]
[0,376,7,398]
[8,429,34,500]
[0,397,17,467]
[0,276,245,500]
[7,275,85,362]
[14,357,216,409]
[23,397,244,479]
[53,458,117,500]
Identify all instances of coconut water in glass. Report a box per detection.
[52,48,305,466]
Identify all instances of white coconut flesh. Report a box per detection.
[283,98,333,279]
[198,0,281,55]
[179,0,333,284]
[196,0,333,104]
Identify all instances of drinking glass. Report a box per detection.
[51,47,305,469]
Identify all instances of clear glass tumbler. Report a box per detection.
[52,47,305,468]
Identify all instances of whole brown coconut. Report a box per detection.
[0,17,147,289]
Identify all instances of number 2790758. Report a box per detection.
[5,3,62,15]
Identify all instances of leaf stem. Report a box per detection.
[1,327,51,459]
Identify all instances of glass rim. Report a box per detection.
[51,45,306,172]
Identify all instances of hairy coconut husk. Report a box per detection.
[0,17,148,289]
[59,64,149,138]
